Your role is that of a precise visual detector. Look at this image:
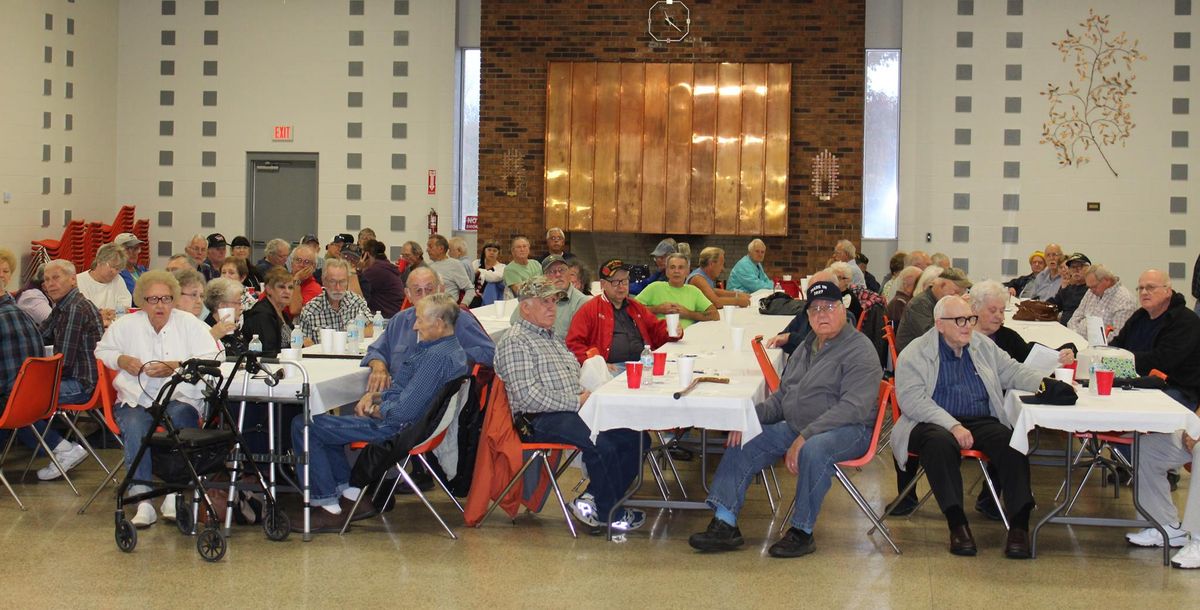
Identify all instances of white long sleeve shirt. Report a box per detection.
[96,309,221,412]
[76,271,133,311]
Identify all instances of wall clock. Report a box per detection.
[648,0,690,43]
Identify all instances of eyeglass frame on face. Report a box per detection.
[179,289,202,300]
[939,315,979,327]
[602,277,629,287]
[144,295,174,305]
[809,302,842,315]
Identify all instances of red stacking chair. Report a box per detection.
[0,355,66,510]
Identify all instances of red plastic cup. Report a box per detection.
[652,351,667,376]
[1063,361,1077,372]
[625,362,643,389]
[1095,369,1115,396]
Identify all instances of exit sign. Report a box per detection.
[273,125,293,141]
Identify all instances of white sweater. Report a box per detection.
[96,309,221,412]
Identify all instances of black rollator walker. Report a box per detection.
[113,356,290,561]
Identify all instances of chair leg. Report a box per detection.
[836,466,901,554]
[1055,438,1094,501]
[0,471,27,511]
[976,459,1009,531]
[646,451,672,501]
[416,453,464,513]
[58,412,112,475]
[397,466,457,539]
[760,469,778,513]
[78,458,124,514]
[655,432,688,499]
[27,425,78,495]
[768,466,782,501]
[869,466,925,536]
[539,451,577,539]
[339,483,371,536]
[477,452,542,526]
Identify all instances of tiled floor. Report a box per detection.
[2,440,1198,608]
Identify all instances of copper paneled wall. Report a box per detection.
[545,62,791,236]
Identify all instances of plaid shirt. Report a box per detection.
[495,318,582,414]
[1067,280,1138,337]
[40,288,103,390]
[299,289,371,342]
[0,294,43,402]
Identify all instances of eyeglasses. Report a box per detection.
[144,295,174,305]
[809,303,841,314]
[181,291,202,299]
[939,315,979,327]
[603,278,629,287]
[293,258,314,265]
[1136,284,1165,293]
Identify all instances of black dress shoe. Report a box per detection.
[1168,470,1181,492]
[1005,528,1032,559]
[889,498,919,517]
[688,518,744,552]
[768,527,815,558]
[975,495,1003,521]
[949,524,977,556]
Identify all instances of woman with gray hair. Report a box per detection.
[77,242,132,324]
[203,277,247,351]
[172,268,207,320]
[15,262,53,324]
[971,279,1076,364]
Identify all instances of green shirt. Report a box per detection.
[503,260,543,288]
[635,281,713,328]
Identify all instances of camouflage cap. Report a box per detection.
[517,275,567,301]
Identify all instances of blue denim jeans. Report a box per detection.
[58,377,95,406]
[113,401,200,496]
[707,421,870,533]
[522,411,644,519]
[292,412,410,506]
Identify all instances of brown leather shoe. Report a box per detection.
[290,506,348,534]
[1005,528,1032,559]
[949,523,977,556]
[340,495,378,521]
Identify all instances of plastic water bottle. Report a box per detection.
[372,311,385,334]
[354,312,367,346]
[290,326,304,350]
[346,321,360,353]
[773,280,783,293]
[640,345,654,385]
[116,304,128,316]
[248,334,263,354]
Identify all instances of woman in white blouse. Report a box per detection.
[471,241,507,306]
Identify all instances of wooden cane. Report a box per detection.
[673,375,730,399]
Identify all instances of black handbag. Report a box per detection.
[758,292,806,316]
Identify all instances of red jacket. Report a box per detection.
[565,293,677,363]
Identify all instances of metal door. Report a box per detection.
[245,152,319,258]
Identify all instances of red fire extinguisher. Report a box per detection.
[427,208,438,235]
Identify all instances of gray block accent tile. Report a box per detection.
[1177,0,1192,16]
[202,151,216,166]
[1177,32,1191,49]
[66,17,73,34]
[347,184,361,200]
[349,31,364,46]
[390,246,403,260]
[350,0,364,15]
[1003,194,1020,210]
[349,61,363,77]
[42,210,50,228]
[1005,64,1022,81]
[159,150,173,166]
[202,91,217,106]
[392,123,407,139]
[204,0,219,15]
[954,128,971,145]
[45,13,52,29]
[159,181,173,197]
[1172,131,1189,147]
[394,31,409,46]
[395,0,409,15]
[953,193,970,210]
[953,226,969,243]
[203,60,218,76]
[348,92,363,107]
[157,241,173,257]
[158,210,173,227]
[347,122,362,138]
[63,210,71,225]
[43,79,52,96]
[65,82,73,99]
[393,61,408,77]
[1175,66,1191,82]
[64,146,72,163]
[45,46,52,63]
[1001,259,1018,276]
[1006,32,1023,48]
[1003,161,1020,178]
[203,30,218,45]
[956,64,973,80]
[957,32,973,48]
[1007,0,1023,15]
[957,0,974,16]
[347,153,362,169]
[64,114,72,130]
[160,90,174,106]
[954,161,970,177]
[346,215,362,231]
[1174,98,1190,114]
[391,185,406,201]
[1171,196,1188,214]
[1170,229,1187,247]
[201,212,216,228]
[391,153,406,169]
[955,96,972,112]
[390,216,406,231]
[162,1,175,15]
[1170,262,1186,279]
[43,112,51,129]
[65,50,73,67]
[392,92,408,108]
[42,144,51,162]
[161,60,175,75]
[952,259,969,274]
[162,30,175,45]
[201,182,216,197]
[1172,164,1188,180]
[1004,97,1021,113]
[1002,226,1020,243]
[202,121,217,136]
[159,120,173,136]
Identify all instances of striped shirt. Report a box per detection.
[495,318,581,414]
[40,288,103,390]
[0,294,42,402]
[378,334,468,425]
[931,335,990,419]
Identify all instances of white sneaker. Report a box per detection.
[570,493,602,527]
[131,501,157,528]
[1126,524,1188,548]
[161,493,178,522]
[1171,539,1200,569]
[610,508,647,531]
[36,444,88,481]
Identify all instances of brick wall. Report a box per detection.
[477,0,865,278]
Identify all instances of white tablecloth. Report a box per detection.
[300,333,377,358]
[1003,389,1200,453]
[470,300,514,340]
[221,358,368,416]
[1005,312,1089,351]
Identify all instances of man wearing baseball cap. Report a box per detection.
[198,233,227,282]
[566,259,681,365]
[326,233,354,261]
[113,232,147,294]
[895,267,972,353]
[289,233,325,278]
[494,276,646,533]
[508,254,588,342]
[1047,252,1090,325]
[629,238,676,296]
[689,280,883,557]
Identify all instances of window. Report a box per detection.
[863,49,900,239]
[456,48,481,230]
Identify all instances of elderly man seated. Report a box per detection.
[1110,269,1200,408]
[764,270,853,355]
[727,238,773,293]
[885,266,923,325]
[1047,253,1090,325]
[566,259,680,366]
[496,276,646,532]
[688,281,882,557]
[894,295,1052,558]
[895,267,971,352]
[629,238,676,295]
[1066,264,1136,337]
[1019,243,1065,301]
[636,254,718,329]
[687,247,750,308]
[299,258,373,345]
[508,255,588,342]
[426,233,473,302]
[1004,251,1046,297]
[292,293,468,532]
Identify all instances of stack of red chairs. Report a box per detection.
[132,219,150,267]
[30,219,87,271]
[28,204,147,273]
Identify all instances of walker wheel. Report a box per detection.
[115,519,137,553]
[176,494,194,535]
[196,527,227,562]
[263,504,291,541]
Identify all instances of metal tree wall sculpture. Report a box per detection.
[1040,10,1147,177]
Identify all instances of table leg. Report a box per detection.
[1130,433,1172,566]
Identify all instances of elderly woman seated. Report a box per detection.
[204,277,247,355]
[241,267,296,357]
[172,268,208,321]
[96,271,222,528]
[970,280,1076,364]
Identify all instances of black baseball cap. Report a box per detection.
[805,281,842,310]
[300,234,319,245]
[599,258,632,280]
[331,233,354,245]
[206,233,227,249]
[230,236,251,248]
[1064,252,1091,267]
[1019,378,1079,405]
